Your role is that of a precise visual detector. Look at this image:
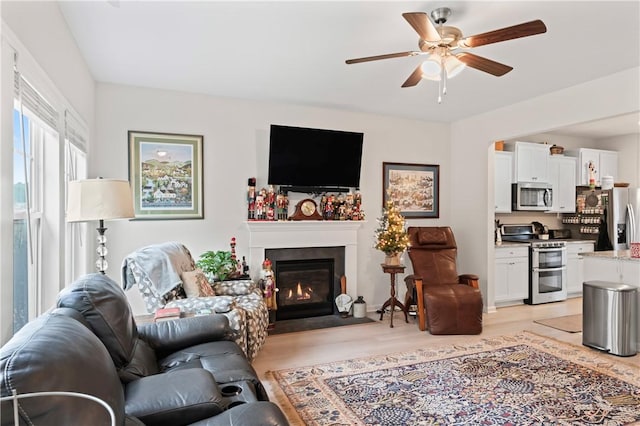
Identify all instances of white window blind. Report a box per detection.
[64,109,88,151]
[14,70,59,130]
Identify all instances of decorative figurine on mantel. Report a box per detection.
[374,196,410,266]
[247,177,256,220]
[276,191,288,220]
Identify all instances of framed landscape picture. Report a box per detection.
[382,162,439,218]
[128,131,203,220]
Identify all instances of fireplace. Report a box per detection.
[246,221,364,315]
[265,246,344,320]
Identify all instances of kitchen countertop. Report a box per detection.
[495,239,596,248]
[582,249,640,261]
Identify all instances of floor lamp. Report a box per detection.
[67,178,134,274]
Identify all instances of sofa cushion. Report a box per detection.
[0,311,125,425]
[124,369,224,426]
[182,268,216,298]
[57,273,138,369]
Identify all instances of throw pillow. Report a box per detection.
[181,269,215,298]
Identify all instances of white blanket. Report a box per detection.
[121,241,191,297]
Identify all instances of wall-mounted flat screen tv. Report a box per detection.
[267,124,363,190]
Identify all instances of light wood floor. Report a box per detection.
[253,297,639,400]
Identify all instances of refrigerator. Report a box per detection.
[573,187,640,250]
[602,187,640,250]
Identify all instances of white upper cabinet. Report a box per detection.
[504,141,549,183]
[599,150,618,183]
[494,151,513,213]
[566,148,618,186]
[547,155,576,213]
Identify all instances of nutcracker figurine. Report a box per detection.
[247,178,256,220]
[259,258,278,328]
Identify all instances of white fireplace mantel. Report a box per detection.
[245,221,366,298]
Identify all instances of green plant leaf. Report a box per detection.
[196,250,236,281]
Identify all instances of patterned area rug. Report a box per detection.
[267,331,640,425]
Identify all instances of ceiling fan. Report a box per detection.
[345,8,547,102]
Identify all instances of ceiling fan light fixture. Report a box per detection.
[420,57,442,81]
[444,55,466,79]
[421,55,465,81]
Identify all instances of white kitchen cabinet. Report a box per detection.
[599,150,618,183]
[494,151,513,213]
[566,242,594,295]
[566,148,618,186]
[495,245,529,304]
[583,256,639,287]
[547,156,576,213]
[504,141,549,183]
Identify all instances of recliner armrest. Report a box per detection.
[403,274,422,286]
[458,274,480,289]
[125,368,224,426]
[187,401,290,426]
[137,315,233,354]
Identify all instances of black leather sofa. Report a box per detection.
[0,273,289,426]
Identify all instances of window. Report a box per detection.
[12,73,60,333]
[13,106,49,332]
[65,133,88,283]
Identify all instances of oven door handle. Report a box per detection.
[533,266,567,273]
[532,247,567,253]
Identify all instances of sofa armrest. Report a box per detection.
[187,401,290,426]
[458,274,480,289]
[125,368,224,426]
[137,315,233,353]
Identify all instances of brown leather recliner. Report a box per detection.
[404,226,483,335]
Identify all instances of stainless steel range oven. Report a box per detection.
[500,224,568,305]
[527,241,567,304]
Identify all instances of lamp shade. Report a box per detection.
[67,179,134,222]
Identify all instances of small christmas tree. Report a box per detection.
[374,199,410,255]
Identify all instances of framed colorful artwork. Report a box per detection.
[382,162,440,218]
[128,130,203,220]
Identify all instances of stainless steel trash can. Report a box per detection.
[583,280,638,357]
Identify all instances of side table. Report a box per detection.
[379,264,409,328]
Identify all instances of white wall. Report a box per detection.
[94,83,451,314]
[1,1,94,121]
[598,134,640,186]
[451,67,640,312]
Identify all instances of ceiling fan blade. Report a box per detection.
[345,51,418,64]
[401,64,424,88]
[458,20,547,48]
[402,12,441,42]
[456,52,513,76]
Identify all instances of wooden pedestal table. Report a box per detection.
[379,264,409,328]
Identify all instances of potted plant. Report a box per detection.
[196,250,237,281]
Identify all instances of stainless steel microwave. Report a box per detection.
[512,182,553,211]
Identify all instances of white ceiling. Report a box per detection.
[57,1,640,137]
